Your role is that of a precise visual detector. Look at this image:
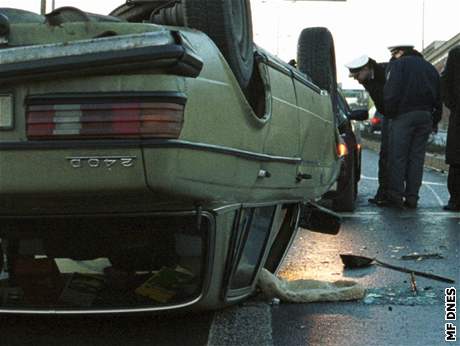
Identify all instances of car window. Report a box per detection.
[0,8,44,23]
[229,206,275,290]
[336,92,349,125]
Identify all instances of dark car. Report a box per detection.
[327,91,368,212]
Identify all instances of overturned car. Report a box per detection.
[0,1,342,314]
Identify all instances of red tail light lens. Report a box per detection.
[27,97,185,140]
[370,116,381,125]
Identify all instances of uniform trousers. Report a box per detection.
[375,117,390,199]
[387,110,432,202]
[447,164,460,205]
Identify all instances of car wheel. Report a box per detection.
[333,156,356,212]
[183,0,254,89]
[297,27,338,112]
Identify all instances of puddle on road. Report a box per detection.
[363,286,440,306]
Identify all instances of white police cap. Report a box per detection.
[344,55,369,71]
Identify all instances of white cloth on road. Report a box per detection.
[258,268,365,303]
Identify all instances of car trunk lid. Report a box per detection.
[0,14,202,214]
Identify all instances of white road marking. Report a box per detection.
[419,212,460,217]
[360,175,378,181]
[207,303,273,346]
[421,181,445,187]
[423,184,444,206]
[339,211,459,218]
[361,175,445,186]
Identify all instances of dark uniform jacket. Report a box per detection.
[384,55,442,124]
[362,60,387,114]
[441,45,460,165]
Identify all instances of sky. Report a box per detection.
[2,0,459,89]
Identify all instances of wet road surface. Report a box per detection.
[209,148,459,346]
[0,149,458,346]
[273,149,459,346]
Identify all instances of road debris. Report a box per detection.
[400,253,444,261]
[340,253,455,283]
[363,293,383,304]
[270,298,280,306]
[363,287,440,306]
[258,268,365,303]
[410,272,418,295]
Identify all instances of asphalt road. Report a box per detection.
[272,149,459,346]
[0,149,458,346]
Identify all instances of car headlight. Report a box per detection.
[0,93,13,129]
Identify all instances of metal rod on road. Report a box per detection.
[410,272,418,295]
[340,254,456,283]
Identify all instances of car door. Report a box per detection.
[254,56,301,192]
[294,73,339,193]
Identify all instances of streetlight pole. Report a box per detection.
[421,0,425,52]
[40,0,46,15]
[276,1,281,55]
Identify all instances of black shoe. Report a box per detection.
[404,197,418,209]
[404,200,417,209]
[386,197,405,210]
[368,196,388,206]
[443,203,460,211]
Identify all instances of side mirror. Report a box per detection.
[349,108,369,121]
[299,203,341,235]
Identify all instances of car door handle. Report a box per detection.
[296,173,312,182]
[258,169,271,178]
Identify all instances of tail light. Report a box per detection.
[370,116,381,125]
[337,138,348,157]
[26,94,185,140]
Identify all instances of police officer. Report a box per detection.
[345,55,389,205]
[384,45,442,209]
[441,45,460,211]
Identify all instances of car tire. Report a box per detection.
[183,0,254,89]
[333,155,356,212]
[297,27,338,112]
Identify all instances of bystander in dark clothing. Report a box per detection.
[440,45,460,211]
[384,47,442,208]
[345,55,389,205]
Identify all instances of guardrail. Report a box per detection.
[361,130,448,172]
